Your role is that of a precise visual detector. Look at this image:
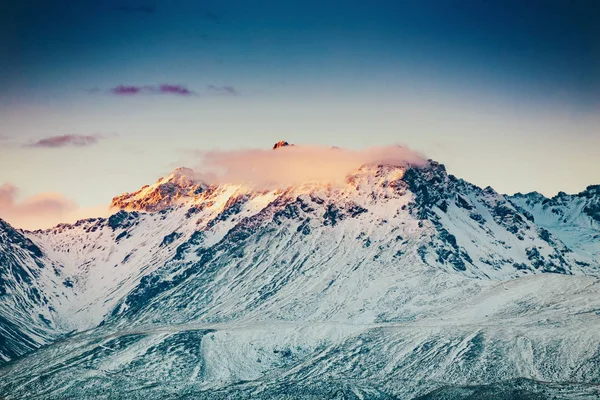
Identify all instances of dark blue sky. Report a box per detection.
[2,0,599,106]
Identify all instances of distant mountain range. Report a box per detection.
[1,144,599,399]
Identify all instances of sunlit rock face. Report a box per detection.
[110,167,206,212]
[1,152,600,399]
[272,140,291,149]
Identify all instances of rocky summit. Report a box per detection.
[272,140,291,149]
[1,150,599,399]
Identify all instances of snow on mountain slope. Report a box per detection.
[1,274,599,399]
[0,149,599,398]
[104,162,598,331]
[0,220,75,362]
[510,185,600,263]
[26,178,282,331]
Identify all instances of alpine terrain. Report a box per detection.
[1,143,599,399]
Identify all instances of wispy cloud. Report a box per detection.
[207,85,239,96]
[26,134,102,148]
[157,84,193,95]
[0,184,111,230]
[109,84,195,96]
[111,85,143,95]
[191,143,427,188]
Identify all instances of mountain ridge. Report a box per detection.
[1,149,599,398]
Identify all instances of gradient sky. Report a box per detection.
[1,0,599,227]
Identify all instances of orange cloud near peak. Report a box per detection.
[193,143,428,188]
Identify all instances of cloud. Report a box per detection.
[207,85,238,96]
[111,85,142,95]
[110,84,195,96]
[191,143,428,188]
[0,184,111,230]
[157,84,193,95]
[26,135,101,148]
[26,134,102,148]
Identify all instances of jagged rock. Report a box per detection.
[273,140,291,149]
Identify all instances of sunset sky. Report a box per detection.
[1,0,599,229]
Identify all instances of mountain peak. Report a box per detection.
[110,168,205,212]
[273,140,291,149]
[162,167,196,186]
[582,184,600,198]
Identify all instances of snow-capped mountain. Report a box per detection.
[510,185,600,262]
[0,219,72,363]
[1,146,599,399]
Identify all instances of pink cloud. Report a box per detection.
[0,184,111,230]
[191,143,428,188]
[27,134,101,148]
